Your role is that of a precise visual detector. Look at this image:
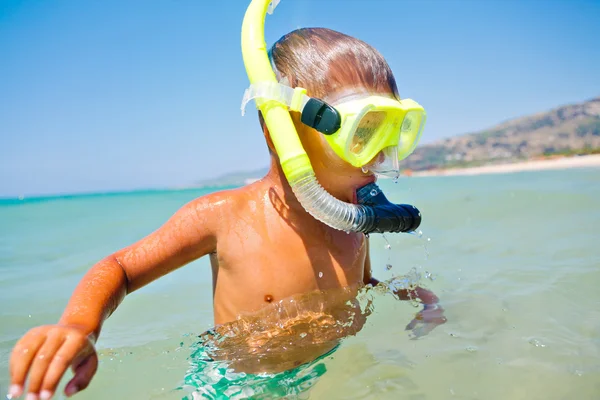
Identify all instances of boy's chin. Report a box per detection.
[357,174,377,189]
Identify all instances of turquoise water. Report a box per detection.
[1,168,600,399]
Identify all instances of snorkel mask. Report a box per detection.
[240,0,423,234]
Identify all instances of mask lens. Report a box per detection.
[398,110,426,158]
[349,111,387,155]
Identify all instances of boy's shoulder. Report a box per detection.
[187,181,265,215]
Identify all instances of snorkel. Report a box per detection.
[241,0,421,234]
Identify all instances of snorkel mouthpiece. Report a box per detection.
[241,0,422,235]
[355,183,421,233]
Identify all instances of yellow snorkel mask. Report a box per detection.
[242,82,427,179]
[241,0,423,234]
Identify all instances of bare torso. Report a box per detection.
[208,179,368,326]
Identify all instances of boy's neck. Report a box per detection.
[262,156,311,217]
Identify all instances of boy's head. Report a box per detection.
[261,28,401,198]
[269,28,399,103]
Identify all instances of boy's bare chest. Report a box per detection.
[210,211,368,321]
[219,222,367,293]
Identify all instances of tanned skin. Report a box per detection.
[8,110,445,400]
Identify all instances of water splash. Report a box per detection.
[178,277,431,398]
[408,229,431,261]
[388,267,422,291]
[382,233,393,270]
[179,285,378,398]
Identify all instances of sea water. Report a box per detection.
[1,168,599,399]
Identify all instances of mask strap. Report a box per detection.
[241,81,308,116]
[241,81,341,135]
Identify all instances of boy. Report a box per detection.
[8,27,445,400]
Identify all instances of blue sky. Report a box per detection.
[1,0,598,197]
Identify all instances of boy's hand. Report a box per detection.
[9,324,97,399]
[405,303,447,339]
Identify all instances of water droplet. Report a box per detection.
[392,177,399,184]
[382,234,391,250]
[466,346,478,352]
[528,338,546,348]
[318,271,323,278]
[299,332,307,338]
[425,271,435,280]
[386,264,392,270]
[417,230,423,238]
[427,237,431,242]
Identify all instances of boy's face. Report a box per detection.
[292,87,398,203]
[290,111,377,204]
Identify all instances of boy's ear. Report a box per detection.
[264,126,277,155]
[258,111,277,155]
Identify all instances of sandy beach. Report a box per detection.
[413,154,600,177]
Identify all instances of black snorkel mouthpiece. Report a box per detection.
[355,182,421,234]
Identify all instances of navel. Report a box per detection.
[264,294,274,303]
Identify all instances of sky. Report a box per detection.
[1,0,599,197]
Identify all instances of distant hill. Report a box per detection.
[400,96,600,171]
[194,167,268,188]
[195,96,600,187]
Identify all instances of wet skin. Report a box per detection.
[7,111,445,399]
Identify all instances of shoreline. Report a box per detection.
[412,154,600,177]
[5,155,599,200]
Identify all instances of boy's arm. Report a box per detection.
[9,195,221,399]
[362,236,446,337]
[60,194,220,337]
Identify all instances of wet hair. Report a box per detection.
[258,28,399,151]
[269,27,399,100]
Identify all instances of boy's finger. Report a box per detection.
[41,337,92,398]
[64,353,98,397]
[9,334,47,390]
[26,334,66,396]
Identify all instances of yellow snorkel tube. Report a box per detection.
[241,0,310,182]
[241,0,422,234]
